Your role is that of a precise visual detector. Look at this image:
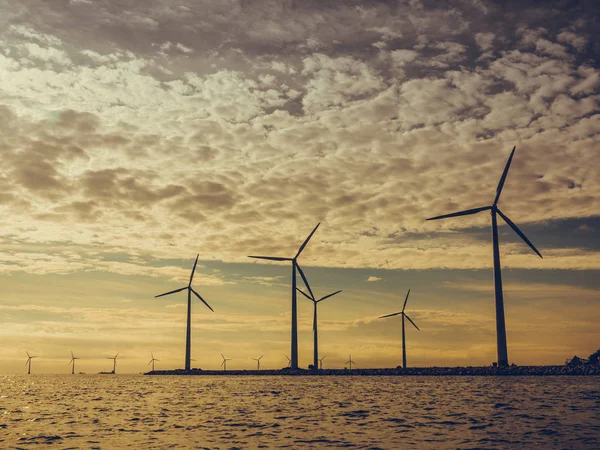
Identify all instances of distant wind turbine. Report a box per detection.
[318,356,326,370]
[68,351,80,375]
[25,351,36,375]
[284,355,291,368]
[221,354,232,371]
[252,355,264,370]
[155,254,214,371]
[107,353,118,374]
[148,353,159,372]
[379,289,420,369]
[426,146,542,367]
[345,354,355,370]
[297,280,342,371]
[249,223,320,369]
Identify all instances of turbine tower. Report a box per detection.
[297,281,342,371]
[107,353,118,374]
[379,289,420,369]
[25,351,36,375]
[155,254,214,371]
[249,223,320,369]
[252,355,264,370]
[318,356,326,370]
[221,354,232,371]
[148,353,159,372]
[68,351,80,375]
[345,354,355,370]
[426,146,542,366]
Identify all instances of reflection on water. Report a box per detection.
[0,375,598,448]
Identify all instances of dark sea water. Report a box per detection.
[1,375,599,449]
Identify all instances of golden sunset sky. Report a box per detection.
[0,0,598,373]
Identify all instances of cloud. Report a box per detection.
[367,276,383,282]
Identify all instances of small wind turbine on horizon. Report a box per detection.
[25,351,36,375]
[426,146,542,367]
[379,289,420,369]
[345,354,355,370]
[249,223,320,370]
[318,356,326,370]
[148,353,159,372]
[284,355,291,368]
[252,355,264,370]
[68,351,80,375]
[297,279,342,371]
[107,353,118,374]
[155,254,214,371]
[221,354,232,371]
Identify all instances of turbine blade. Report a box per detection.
[248,256,293,261]
[221,360,225,367]
[115,353,119,359]
[295,263,314,300]
[496,209,543,258]
[148,360,152,365]
[155,286,187,298]
[494,146,516,206]
[191,287,214,312]
[189,254,199,286]
[379,311,402,319]
[426,206,491,221]
[402,289,411,313]
[296,287,313,301]
[295,222,320,258]
[259,355,264,360]
[26,351,30,358]
[221,353,225,360]
[405,314,420,331]
[317,290,342,302]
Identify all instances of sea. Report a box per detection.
[1,375,599,449]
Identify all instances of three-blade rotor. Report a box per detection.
[379,289,420,331]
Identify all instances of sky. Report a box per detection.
[0,0,598,373]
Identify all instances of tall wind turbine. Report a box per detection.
[107,353,118,374]
[345,354,355,370]
[68,351,80,375]
[297,282,342,371]
[155,254,214,371]
[249,223,320,369]
[252,355,264,370]
[426,146,542,366]
[25,351,36,375]
[318,356,326,370]
[379,289,420,369]
[148,353,159,372]
[221,353,232,371]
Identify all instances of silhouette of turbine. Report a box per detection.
[284,355,291,368]
[68,351,80,375]
[107,353,118,374]
[426,146,542,367]
[297,279,342,371]
[155,254,214,371]
[318,356,326,370]
[379,289,420,369]
[249,223,320,369]
[345,354,355,370]
[221,353,232,371]
[252,355,264,370]
[25,351,36,375]
[148,352,159,372]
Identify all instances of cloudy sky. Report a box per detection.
[0,0,598,373]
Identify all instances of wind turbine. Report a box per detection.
[345,354,355,370]
[68,351,80,375]
[379,289,420,369]
[221,354,232,371]
[252,355,264,370]
[148,353,159,372]
[249,223,320,369]
[426,146,542,367]
[155,254,214,371]
[25,351,36,375]
[284,355,291,368]
[297,281,342,371]
[107,353,118,374]
[318,356,326,370]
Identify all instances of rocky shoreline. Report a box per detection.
[145,365,600,376]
